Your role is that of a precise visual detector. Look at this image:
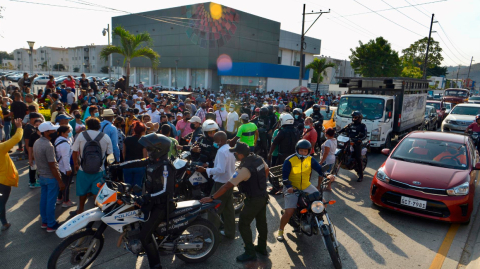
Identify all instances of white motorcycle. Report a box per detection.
[48,177,221,269]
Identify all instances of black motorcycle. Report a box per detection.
[282,190,342,269]
[331,134,369,176]
[174,151,245,214]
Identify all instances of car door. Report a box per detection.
[467,138,478,187]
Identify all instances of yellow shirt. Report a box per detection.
[26,101,39,111]
[0,128,23,187]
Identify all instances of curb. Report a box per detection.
[458,200,480,268]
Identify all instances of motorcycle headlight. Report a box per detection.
[338,142,344,147]
[376,167,390,183]
[446,182,469,196]
[311,201,325,214]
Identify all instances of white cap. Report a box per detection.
[136,90,143,93]
[38,122,60,132]
[189,116,202,123]
[176,112,183,117]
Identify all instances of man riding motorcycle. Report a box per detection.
[268,113,300,166]
[276,139,335,241]
[310,104,324,148]
[252,107,273,159]
[337,111,367,182]
[465,114,480,152]
[109,133,176,269]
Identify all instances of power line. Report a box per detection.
[404,0,431,18]
[353,0,424,37]
[437,22,470,60]
[381,0,429,28]
[434,33,466,64]
[8,0,121,12]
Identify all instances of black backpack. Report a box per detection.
[80,132,105,174]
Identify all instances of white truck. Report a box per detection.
[335,77,430,149]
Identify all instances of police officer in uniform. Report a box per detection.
[241,102,251,118]
[109,133,176,269]
[252,107,272,159]
[311,104,325,148]
[267,113,300,166]
[292,108,304,133]
[338,110,367,182]
[200,142,269,262]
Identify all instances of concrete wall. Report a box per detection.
[279,30,321,55]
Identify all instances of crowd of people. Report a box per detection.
[0,72,352,268]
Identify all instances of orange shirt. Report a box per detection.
[433,152,467,165]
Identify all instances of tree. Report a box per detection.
[0,51,13,64]
[100,26,159,89]
[53,64,65,71]
[73,67,80,72]
[306,58,335,92]
[349,37,402,77]
[427,65,448,77]
[401,66,423,79]
[40,61,47,71]
[402,37,443,73]
[100,66,109,74]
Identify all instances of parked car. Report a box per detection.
[54,76,68,85]
[444,102,453,114]
[370,131,479,223]
[443,88,470,105]
[433,94,442,100]
[467,96,480,104]
[426,100,447,127]
[33,75,51,84]
[8,74,23,82]
[441,103,480,133]
[424,105,438,131]
[304,105,337,130]
[6,73,21,80]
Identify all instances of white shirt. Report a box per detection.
[54,136,72,173]
[67,92,75,104]
[147,109,160,123]
[214,110,228,127]
[206,144,236,183]
[321,138,337,165]
[226,111,239,133]
[71,130,113,171]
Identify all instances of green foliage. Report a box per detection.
[100,66,109,74]
[401,66,423,79]
[349,37,402,77]
[40,61,47,71]
[53,64,65,71]
[0,51,13,64]
[306,58,335,84]
[427,65,448,77]
[73,67,80,72]
[402,37,443,71]
[100,26,160,87]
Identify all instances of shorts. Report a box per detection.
[76,170,104,196]
[322,162,334,173]
[283,184,319,209]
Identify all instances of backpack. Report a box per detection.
[54,140,69,162]
[80,131,105,174]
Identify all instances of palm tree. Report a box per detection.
[100,26,160,90]
[305,58,336,93]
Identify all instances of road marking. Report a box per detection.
[429,224,460,269]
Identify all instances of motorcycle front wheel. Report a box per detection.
[175,218,220,263]
[48,229,104,269]
[322,226,342,269]
[331,158,342,176]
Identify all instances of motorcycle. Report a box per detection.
[173,151,246,214]
[314,122,326,154]
[282,190,342,269]
[331,134,369,176]
[48,171,221,269]
[466,130,480,152]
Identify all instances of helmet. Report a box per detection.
[279,113,294,127]
[138,133,171,160]
[260,106,269,117]
[312,104,320,111]
[352,110,363,123]
[205,112,216,121]
[202,119,219,133]
[476,114,480,121]
[293,108,303,116]
[295,139,312,157]
[255,107,260,112]
[267,105,274,114]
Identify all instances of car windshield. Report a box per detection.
[470,96,480,100]
[445,90,469,97]
[450,106,480,116]
[391,138,468,170]
[444,103,452,109]
[320,109,333,120]
[337,97,385,120]
[427,102,440,110]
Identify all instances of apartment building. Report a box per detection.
[68,45,108,74]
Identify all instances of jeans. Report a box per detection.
[0,183,12,225]
[123,167,146,195]
[39,177,59,227]
[3,121,11,140]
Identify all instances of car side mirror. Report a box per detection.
[474,163,480,170]
[387,111,392,119]
[381,148,391,156]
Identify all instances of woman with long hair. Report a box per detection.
[54,126,76,207]
[122,122,148,194]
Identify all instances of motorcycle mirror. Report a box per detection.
[327,200,336,205]
[133,184,142,193]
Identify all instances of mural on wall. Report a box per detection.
[182,3,240,49]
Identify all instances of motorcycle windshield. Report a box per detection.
[173,158,188,169]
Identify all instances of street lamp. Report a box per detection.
[27,41,35,75]
[103,24,112,89]
[175,59,179,89]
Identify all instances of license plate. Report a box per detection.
[400,196,427,209]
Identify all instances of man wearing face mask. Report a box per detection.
[241,102,251,118]
[252,107,272,159]
[226,103,239,139]
[125,108,139,136]
[109,133,175,269]
[292,108,304,133]
[215,103,228,130]
[195,131,236,239]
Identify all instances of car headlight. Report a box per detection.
[446,182,469,196]
[371,128,381,141]
[376,167,390,183]
[311,201,325,214]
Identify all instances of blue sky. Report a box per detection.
[1,0,477,67]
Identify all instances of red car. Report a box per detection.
[370,131,479,223]
[426,100,447,125]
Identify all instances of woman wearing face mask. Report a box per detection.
[318,128,337,191]
[301,117,317,156]
[54,126,76,208]
[70,110,85,137]
[214,103,227,131]
[142,115,159,134]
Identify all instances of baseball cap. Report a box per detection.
[229,141,250,157]
[29,112,42,119]
[38,122,60,132]
[176,112,183,117]
[230,103,235,108]
[240,114,249,120]
[56,114,73,121]
[189,116,202,123]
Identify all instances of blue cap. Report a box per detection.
[56,114,73,121]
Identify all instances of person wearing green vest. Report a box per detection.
[227,113,259,152]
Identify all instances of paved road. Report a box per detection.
[1,148,479,268]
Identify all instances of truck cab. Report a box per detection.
[443,88,470,105]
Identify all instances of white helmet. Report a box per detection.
[280,113,294,127]
[202,119,219,133]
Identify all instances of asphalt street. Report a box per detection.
[1,147,480,269]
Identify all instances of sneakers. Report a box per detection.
[16,148,24,152]
[254,245,268,256]
[56,199,63,205]
[47,222,61,233]
[276,230,285,242]
[62,200,77,208]
[357,177,363,182]
[29,183,41,189]
[41,223,47,229]
[1,223,11,231]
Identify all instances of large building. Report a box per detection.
[13,46,69,72]
[111,2,321,91]
[68,45,108,74]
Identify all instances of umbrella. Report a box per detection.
[291,86,313,94]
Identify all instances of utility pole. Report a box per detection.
[423,14,437,79]
[456,65,460,87]
[298,4,330,86]
[467,56,475,89]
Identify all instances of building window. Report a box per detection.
[61,58,63,61]
[92,56,95,60]
[293,52,300,67]
[278,50,282,65]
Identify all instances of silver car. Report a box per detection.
[441,103,480,133]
